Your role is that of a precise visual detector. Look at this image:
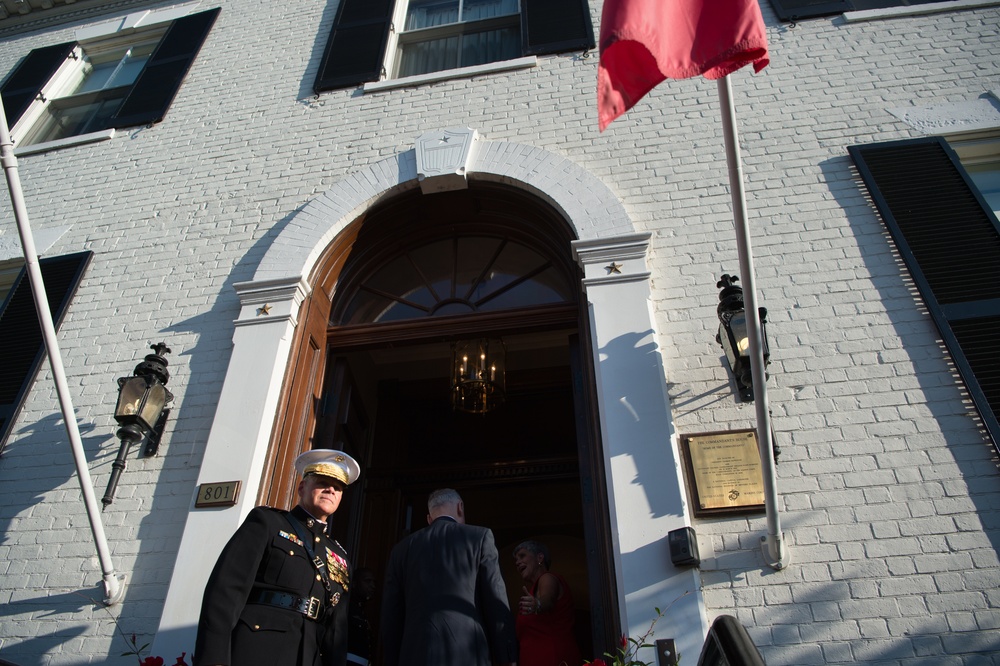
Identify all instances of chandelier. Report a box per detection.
[451,338,506,414]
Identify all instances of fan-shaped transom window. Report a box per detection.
[330,183,578,327]
[339,234,574,325]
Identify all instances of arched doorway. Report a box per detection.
[154,136,707,662]
[262,181,616,660]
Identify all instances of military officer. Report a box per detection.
[195,449,360,666]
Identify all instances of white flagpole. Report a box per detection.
[0,97,126,604]
[717,75,789,570]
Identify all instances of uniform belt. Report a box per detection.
[248,590,323,620]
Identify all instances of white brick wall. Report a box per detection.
[0,0,998,663]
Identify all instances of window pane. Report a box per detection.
[25,95,124,144]
[460,27,520,68]
[407,239,454,299]
[399,35,460,77]
[341,290,428,324]
[73,43,157,94]
[107,49,154,88]
[371,299,431,322]
[477,265,569,311]
[406,0,459,29]
[966,162,1000,219]
[365,254,436,308]
[0,259,22,307]
[463,0,518,20]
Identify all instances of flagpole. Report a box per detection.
[717,75,789,570]
[0,97,126,604]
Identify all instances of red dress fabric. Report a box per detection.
[516,572,582,666]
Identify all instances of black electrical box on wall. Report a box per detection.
[668,526,700,567]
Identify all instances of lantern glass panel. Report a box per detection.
[139,383,168,428]
[115,377,168,431]
[719,321,740,370]
[729,312,750,358]
[115,376,147,421]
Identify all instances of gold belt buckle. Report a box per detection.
[306,596,321,620]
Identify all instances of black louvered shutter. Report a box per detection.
[0,42,76,128]
[0,251,92,452]
[767,0,851,21]
[849,138,1000,451]
[314,0,393,93]
[111,7,220,129]
[522,0,595,56]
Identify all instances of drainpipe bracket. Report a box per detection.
[103,573,128,606]
[761,534,791,571]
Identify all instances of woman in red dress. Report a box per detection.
[513,541,583,666]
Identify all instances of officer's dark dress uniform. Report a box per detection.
[195,504,351,666]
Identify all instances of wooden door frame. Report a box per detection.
[256,219,361,506]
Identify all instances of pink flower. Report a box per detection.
[173,653,189,666]
[139,657,164,666]
[587,660,608,666]
[621,633,629,648]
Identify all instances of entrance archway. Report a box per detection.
[264,182,608,659]
[153,134,707,663]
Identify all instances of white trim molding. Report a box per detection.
[573,233,708,662]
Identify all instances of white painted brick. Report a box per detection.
[0,0,997,664]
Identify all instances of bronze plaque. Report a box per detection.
[195,481,241,508]
[681,429,765,517]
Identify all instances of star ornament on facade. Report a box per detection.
[258,303,272,316]
[605,262,623,275]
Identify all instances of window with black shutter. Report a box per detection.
[0,7,219,149]
[313,0,595,93]
[849,137,1000,451]
[0,251,92,453]
[768,0,952,22]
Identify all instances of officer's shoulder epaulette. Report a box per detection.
[254,505,289,516]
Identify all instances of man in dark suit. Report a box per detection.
[195,449,360,666]
[380,488,518,666]
[346,567,376,665]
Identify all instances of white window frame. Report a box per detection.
[10,2,200,155]
[384,0,522,80]
[0,258,23,305]
[843,0,1000,22]
[16,29,167,148]
[949,132,1000,218]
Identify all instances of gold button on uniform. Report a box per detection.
[316,575,321,581]
[289,550,295,556]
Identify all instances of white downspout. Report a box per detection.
[0,95,126,605]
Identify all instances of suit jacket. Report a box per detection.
[195,506,350,666]
[380,517,517,666]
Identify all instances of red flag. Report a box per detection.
[598,0,770,130]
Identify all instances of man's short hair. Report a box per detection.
[514,540,552,569]
[428,488,462,512]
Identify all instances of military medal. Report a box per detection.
[325,546,350,590]
[278,530,304,547]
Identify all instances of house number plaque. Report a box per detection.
[195,481,241,508]
[680,429,765,517]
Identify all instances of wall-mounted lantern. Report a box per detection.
[716,274,769,402]
[102,343,174,508]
